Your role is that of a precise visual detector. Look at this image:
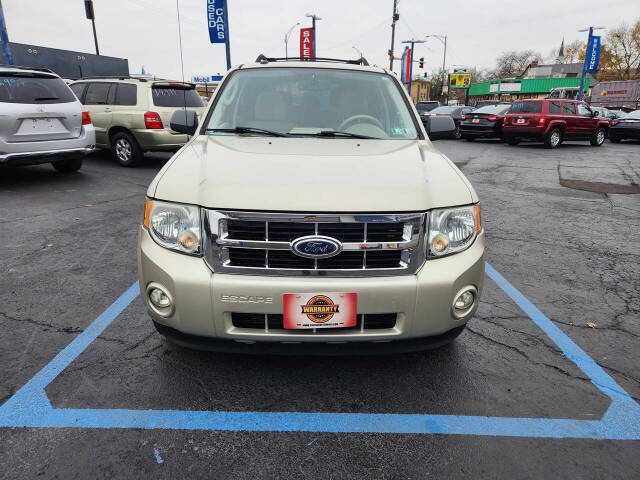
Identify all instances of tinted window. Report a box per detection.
[563,102,576,115]
[116,84,137,106]
[85,82,113,105]
[474,104,511,114]
[152,87,203,107]
[510,101,542,113]
[549,101,561,114]
[69,83,86,101]
[577,103,592,116]
[430,106,459,114]
[0,74,77,104]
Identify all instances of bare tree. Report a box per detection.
[606,20,640,80]
[494,50,543,78]
[557,40,585,64]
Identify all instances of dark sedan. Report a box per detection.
[423,105,474,139]
[460,104,512,141]
[609,110,640,143]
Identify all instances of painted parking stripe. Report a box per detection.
[1,264,639,438]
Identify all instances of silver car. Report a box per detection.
[0,66,95,172]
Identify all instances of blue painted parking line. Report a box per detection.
[1,263,639,439]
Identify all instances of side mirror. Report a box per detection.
[592,110,599,117]
[170,110,198,136]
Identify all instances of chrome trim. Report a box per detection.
[203,210,426,277]
[291,235,343,259]
[0,146,94,163]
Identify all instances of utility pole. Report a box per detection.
[388,0,399,70]
[402,39,425,100]
[425,34,448,103]
[84,0,100,55]
[577,26,605,101]
[0,0,13,65]
[305,13,321,58]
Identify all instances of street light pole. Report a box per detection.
[425,34,448,103]
[577,26,605,101]
[402,39,425,100]
[284,22,299,59]
[305,13,321,59]
[84,0,100,55]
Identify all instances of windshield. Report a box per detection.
[474,104,511,114]
[205,67,419,140]
[625,110,640,119]
[430,106,459,114]
[0,74,77,104]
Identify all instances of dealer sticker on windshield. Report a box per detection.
[283,292,357,329]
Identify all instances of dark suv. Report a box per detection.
[503,99,609,148]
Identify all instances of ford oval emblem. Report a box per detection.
[291,236,342,259]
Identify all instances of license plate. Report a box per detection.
[283,292,357,329]
[516,118,526,124]
[472,118,480,123]
[18,118,65,134]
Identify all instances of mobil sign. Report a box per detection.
[300,27,314,59]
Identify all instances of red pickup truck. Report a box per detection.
[503,99,609,148]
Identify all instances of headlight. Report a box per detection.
[143,198,202,255]
[426,204,481,257]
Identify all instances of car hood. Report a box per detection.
[150,135,475,212]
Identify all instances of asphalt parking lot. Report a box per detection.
[1,139,639,479]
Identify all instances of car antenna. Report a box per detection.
[175,0,188,113]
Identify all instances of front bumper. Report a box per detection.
[138,227,485,348]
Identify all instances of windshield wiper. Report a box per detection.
[34,97,60,102]
[206,126,290,137]
[312,130,379,139]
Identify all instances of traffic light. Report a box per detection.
[419,57,424,69]
[423,72,428,81]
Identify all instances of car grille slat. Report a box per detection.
[206,211,424,276]
[366,223,405,242]
[231,313,395,331]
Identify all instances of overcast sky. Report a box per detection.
[3,0,638,79]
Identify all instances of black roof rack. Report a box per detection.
[0,64,55,74]
[76,75,149,82]
[254,54,369,66]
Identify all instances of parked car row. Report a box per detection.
[1,65,205,172]
[418,97,639,148]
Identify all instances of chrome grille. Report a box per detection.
[204,210,425,276]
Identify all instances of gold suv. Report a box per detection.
[70,78,204,166]
[138,58,485,354]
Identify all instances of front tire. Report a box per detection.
[52,158,83,173]
[544,128,562,149]
[454,126,462,140]
[590,127,606,146]
[111,131,143,167]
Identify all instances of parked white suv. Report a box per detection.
[0,66,95,172]
[138,58,485,354]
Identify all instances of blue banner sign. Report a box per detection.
[585,35,601,73]
[207,0,226,44]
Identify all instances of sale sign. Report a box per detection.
[300,27,314,59]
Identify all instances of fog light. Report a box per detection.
[454,290,475,310]
[149,287,171,308]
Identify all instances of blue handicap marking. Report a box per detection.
[1,263,639,439]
